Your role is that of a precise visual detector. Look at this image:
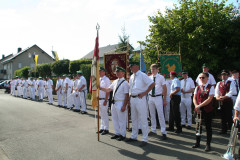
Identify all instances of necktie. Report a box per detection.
[235,80,239,95]
[183,79,186,98]
[152,76,156,96]
[130,74,136,95]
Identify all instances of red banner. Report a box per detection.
[104,53,128,80]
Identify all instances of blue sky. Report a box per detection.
[0,0,238,60]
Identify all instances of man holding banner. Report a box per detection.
[100,66,129,141]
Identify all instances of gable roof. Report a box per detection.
[0,54,13,63]
[1,44,54,64]
[82,44,119,59]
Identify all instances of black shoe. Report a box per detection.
[205,145,211,152]
[166,128,174,132]
[125,138,137,142]
[101,130,109,135]
[117,135,125,141]
[148,131,157,136]
[192,143,200,148]
[81,111,87,114]
[138,129,142,134]
[175,130,182,134]
[161,134,167,140]
[181,125,186,128]
[73,109,80,112]
[111,135,120,139]
[96,129,104,134]
[186,126,192,129]
[49,103,53,105]
[139,141,148,147]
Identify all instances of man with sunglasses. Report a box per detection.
[196,64,216,87]
[192,72,215,152]
[215,70,237,134]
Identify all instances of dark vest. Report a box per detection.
[195,84,213,113]
[219,81,232,102]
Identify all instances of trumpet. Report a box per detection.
[195,112,202,136]
[222,120,239,160]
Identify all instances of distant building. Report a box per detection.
[0,44,55,80]
[82,44,118,64]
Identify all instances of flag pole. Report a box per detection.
[96,23,100,141]
[127,39,130,131]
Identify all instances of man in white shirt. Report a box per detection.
[62,74,71,108]
[100,66,129,141]
[66,75,74,109]
[148,64,167,140]
[46,76,53,105]
[30,77,36,100]
[55,75,63,107]
[97,67,111,135]
[126,61,155,147]
[164,79,172,123]
[228,70,239,105]
[37,77,44,102]
[76,71,88,114]
[215,70,237,134]
[196,64,216,87]
[72,75,80,112]
[180,71,195,128]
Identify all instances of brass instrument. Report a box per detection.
[195,112,202,136]
[222,120,239,160]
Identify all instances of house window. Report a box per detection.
[18,63,22,69]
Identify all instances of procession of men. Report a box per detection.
[7,62,240,155]
[9,71,88,114]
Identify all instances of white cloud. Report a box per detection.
[0,0,175,60]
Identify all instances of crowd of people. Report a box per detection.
[6,62,240,154]
[8,71,88,114]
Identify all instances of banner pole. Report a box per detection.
[97,88,100,141]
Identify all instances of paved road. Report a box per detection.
[0,90,231,160]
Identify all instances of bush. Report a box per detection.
[69,59,92,74]
[51,59,70,76]
[80,64,91,92]
[14,66,32,78]
[37,63,52,78]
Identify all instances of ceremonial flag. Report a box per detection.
[90,35,100,109]
[160,54,182,79]
[34,55,38,72]
[52,51,59,61]
[140,52,146,73]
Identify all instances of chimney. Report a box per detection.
[2,54,4,59]
[18,48,22,53]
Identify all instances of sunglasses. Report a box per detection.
[199,77,205,79]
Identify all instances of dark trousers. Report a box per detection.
[220,100,233,132]
[196,110,213,145]
[169,95,182,131]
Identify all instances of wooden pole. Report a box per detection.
[96,23,100,141]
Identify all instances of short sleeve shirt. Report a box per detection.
[180,77,195,97]
[149,73,166,95]
[171,77,181,95]
[109,77,129,101]
[129,70,153,95]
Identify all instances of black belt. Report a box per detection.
[149,94,162,97]
[99,98,106,100]
[233,95,238,96]
[131,95,138,98]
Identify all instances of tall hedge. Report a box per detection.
[51,59,70,76]
[14,66,31,78]
[37,63,52,78]
[69,59,92,74]
[80,64,91,92]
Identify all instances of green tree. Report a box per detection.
[37,63,52,78]
[115,26,134,54]
[51,59,70,76]
[69,59,92,74]
[14,66,31,78]
[142,0,240,79]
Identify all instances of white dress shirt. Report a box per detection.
[99,76,111,98]
[129,70,153,95]
[148,73,166,95]
[215,80,237,98]
[109,77,129,101]
[181,77,195,98]
[196,72,216,86]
